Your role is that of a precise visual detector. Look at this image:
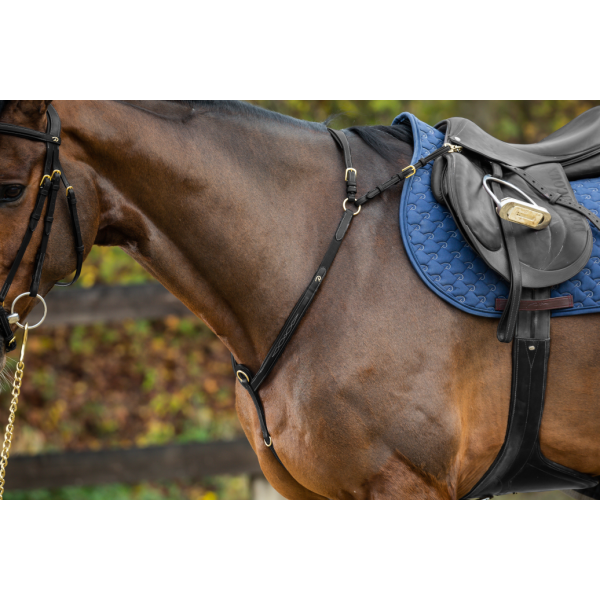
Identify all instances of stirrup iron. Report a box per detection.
[482,175,551,230]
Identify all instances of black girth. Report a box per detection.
[232,129,451,468]
[0,105,84,352]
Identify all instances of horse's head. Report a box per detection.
[0,101,97,366]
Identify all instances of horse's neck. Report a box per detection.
[61,101,347,368]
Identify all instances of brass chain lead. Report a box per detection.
[0,324,29,500]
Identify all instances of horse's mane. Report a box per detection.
[347,123,414,162]
[172,100,327,133]
[173,101,414,163]
[0,100,414,163]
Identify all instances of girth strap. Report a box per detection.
[463,288,599,499]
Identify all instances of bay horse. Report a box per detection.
[0,100,598,499]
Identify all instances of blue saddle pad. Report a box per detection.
[393,112,600,318]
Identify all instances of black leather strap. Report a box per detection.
[232,130,361,466]
[463,288,598,499]
[0,104,84,351]
[0,178,52,303]
[232,133,454,471]
[0,122,60,145]
[355,143,452,207]
[506,164,600,231]
[494,165,523,344]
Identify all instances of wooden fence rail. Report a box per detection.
[29,282,194,327]
[6,439,261,491]
[9,283,284,498]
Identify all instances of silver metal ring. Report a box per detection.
[10,293,48,330]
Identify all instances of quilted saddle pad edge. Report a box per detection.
[394,112,600,319]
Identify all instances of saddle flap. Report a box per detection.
[432,153,593,288]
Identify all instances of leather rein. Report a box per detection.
[0,105,84,352]
[231,128,454,468]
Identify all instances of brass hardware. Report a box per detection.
[264,437,273,448]
[444,143,463,153]
[51,136,59,143]
[236,370,250,384]
[343,198,361,215]
[50,169,62,179]
[65,186,73,197]
[0,324,29,500]
[402,165,416,178]
[528,346,536,351]
[39,174,51,187]
[483,175,551,230]
[497,201,551,230]
[345,168,357,181]
[315,276,322,282]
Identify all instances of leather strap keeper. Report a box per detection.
[495,295,573,312]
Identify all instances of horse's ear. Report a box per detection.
[1,101,52,131]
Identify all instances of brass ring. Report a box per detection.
[10,293,48,330]
[343,198,361,215]
[264,437,273,447]
[236,370,250,384]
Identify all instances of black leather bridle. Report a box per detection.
[232,128,451,468]
[0,105,84,352]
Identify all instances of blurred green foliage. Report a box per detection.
[3,101,596,500]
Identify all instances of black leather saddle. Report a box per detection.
[432,108,600,343]
[430,107,600,499]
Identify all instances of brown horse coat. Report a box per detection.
[0,100,598,499]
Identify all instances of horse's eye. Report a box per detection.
[0,185,25,202]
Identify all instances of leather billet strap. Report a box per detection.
[0,105,84,352]
[495,295,573,311]
[493,164,523,344]
[232,130,452,470]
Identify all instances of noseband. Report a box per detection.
[0,105,84,352]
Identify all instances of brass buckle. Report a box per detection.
[236,370,250,384]
[342,198,361,215]
[39,170,62,188]
[402,165,416,178]
[345,168,357,181]
[65,186,74,197]
[443,143,463,153]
